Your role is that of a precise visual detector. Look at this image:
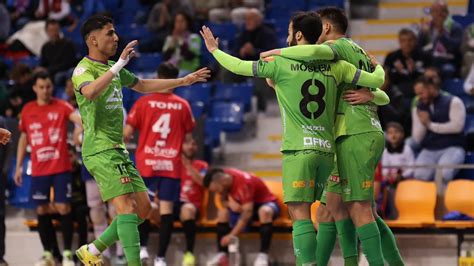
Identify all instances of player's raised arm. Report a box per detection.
[201,26,274,78]
[260,44,335,61]
[339,60,385,89]
[343,88,390,106]
[132,68,211,93]
[78,40,137,100]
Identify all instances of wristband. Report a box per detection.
[110,57,128,75]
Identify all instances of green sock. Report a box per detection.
[92,218,118,252]
[335,218,358,266]
[292,219,317,266]
[356,222,384,266]
[316,222,337,266]
[376,217,404,266]
[117,214,141,266]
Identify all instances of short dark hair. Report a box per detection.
[157,62,179,79]
[398,28,416,38]
[45,19,60,29]
[290,11,322,44]
[203,168,225,188]
[414,75,437,88]
[80,14,114,41]
[317,7,348,34]
[386,122,404,133]
[33,71,52,84]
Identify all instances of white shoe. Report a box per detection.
[61,250,75,266]
[253,253,269,266]
[140,247,149,263]
[34,251,55,266]
[206,252,227,266]
[116,255,127,265]
[154,257,167,266]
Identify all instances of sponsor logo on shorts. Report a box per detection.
[343,187,351,195]
[292,180,315,188]
[120,177,131,184]
[329,175,340,183]
[362,181,373,189]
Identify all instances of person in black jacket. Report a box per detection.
[40,19,77,85]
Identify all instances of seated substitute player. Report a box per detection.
[200,11,386,265]
[124,62,196,266]
[178,135,209,266]
[261,7,404,266]
[14,71,82,266]
[72,15,210,266]
[204,168,280,266]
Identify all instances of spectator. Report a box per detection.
[162,11,201,76]
[0,2,10,42]
[460,24,474,78]
[412,76,466,186]
[418,1,462,78]
[384,28,430,99]
[464,63,474,95]
[233,8,277,61]
[424,66,442,86]
[6,64,36,118]
[40,19,77,86]
[139,0,194,53]
[6,0,37,30]
[208,0,265,26]
[65,78,77,108]
[35,0,73,25]
[192,0,224,22]
[382,122,415,182]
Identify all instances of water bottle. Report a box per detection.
[228,236,241,266]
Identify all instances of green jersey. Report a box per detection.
[211,49,385,153]
[71,57,139,156]
[280,38,388,138]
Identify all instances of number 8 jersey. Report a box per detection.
[252,56,382,154]
[126,93,195,179]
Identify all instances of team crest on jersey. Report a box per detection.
[73,67,86,76]
[107,86,123,103]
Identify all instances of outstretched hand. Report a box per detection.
[120,40,138,63]
[260,49,281,59]
[182,67,211,86]
[343,88,374,105]
[199,26,219,53]
[0,128,11,145]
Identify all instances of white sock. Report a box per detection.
[87,244,101,256]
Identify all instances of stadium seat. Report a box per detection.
[209,102,245,132]
[385,180,436,228]
[54,87,67,100]
[443,79,465,98]
[264,180,292,227]
[190,102,205,118]
[435,180,474,228]
[115,24,148,41]
[453,14,474,29]
[175,83,212,107]
[207,23,238,51]
[456,152,474,179]
[19,56,40,68]
[127,53,162,73]
[214,83,254,111]
[204,119,222,149]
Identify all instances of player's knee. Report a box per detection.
[287,202,311,221]
[216,208,229,223]
[137,200,152,220]
[54,203,71,215]
[316,204,333,223]
[258,205,274,223]
[113,195,138,214]
[159,200,174,215]
[180,204,197,221]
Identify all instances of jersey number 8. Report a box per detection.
[299,79,326,119]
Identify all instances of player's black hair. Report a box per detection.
[386,122,405,133]
[157,62,179,79]
[203,168,225,188]
[45,19,60,29]
[32,71,52,84]
[290,11,322,45]
[80,14,114,41]
[317,7,348,34]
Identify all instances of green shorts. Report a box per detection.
[83,148,147,202]
[335,132,385,202]
[282,150,334,203]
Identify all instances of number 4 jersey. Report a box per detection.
[126,93,195,179]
